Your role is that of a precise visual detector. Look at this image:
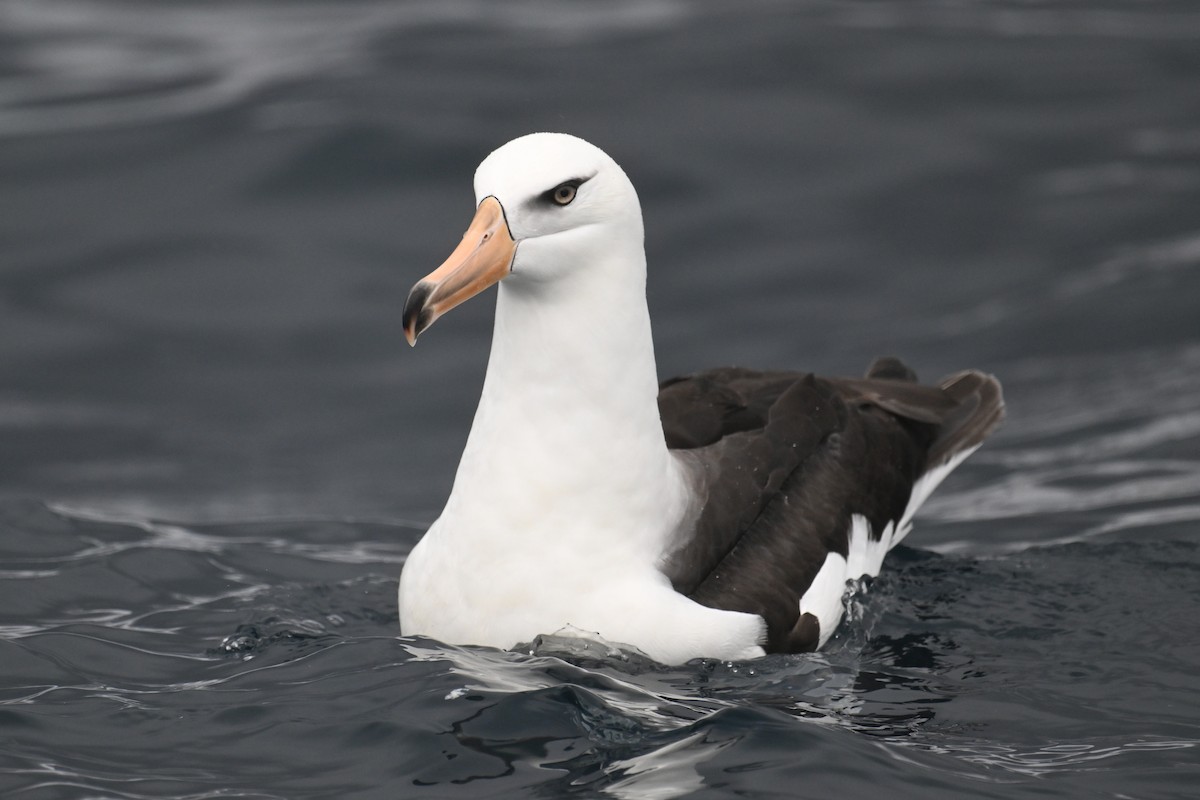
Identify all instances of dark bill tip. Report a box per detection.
[402,281,435,346]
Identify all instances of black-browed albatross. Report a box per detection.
[399,132,1003,665]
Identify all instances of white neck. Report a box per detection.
[438,242,686,557]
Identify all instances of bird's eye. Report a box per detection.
[551,182,578,206]
[537,177,587,207]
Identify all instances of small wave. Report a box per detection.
[919,342,1200,554]
[927,737,1198,778]
[43,502,415,565]
[827,0,1200,40]
[1056,231,1200,298]
[928,458,1200,523]
[602,730,734,800]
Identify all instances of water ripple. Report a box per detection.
[938,737,1198,777]
[2,501,1196,797]
[0,0,689,137]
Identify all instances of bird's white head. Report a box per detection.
[403,133,643,345]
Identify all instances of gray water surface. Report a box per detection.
[2,1,1199,797]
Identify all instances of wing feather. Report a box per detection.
[657,357,1004,653]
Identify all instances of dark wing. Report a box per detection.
[657,357,1004,654]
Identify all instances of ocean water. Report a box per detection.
[2,1,1199,797]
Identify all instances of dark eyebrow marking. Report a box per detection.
[536,174,595,205]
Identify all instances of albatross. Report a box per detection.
[398,132,1004,665]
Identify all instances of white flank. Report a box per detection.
[801,445,984,647]
[798,550,849,646]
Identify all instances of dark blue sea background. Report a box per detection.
[3,1,1199,797]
